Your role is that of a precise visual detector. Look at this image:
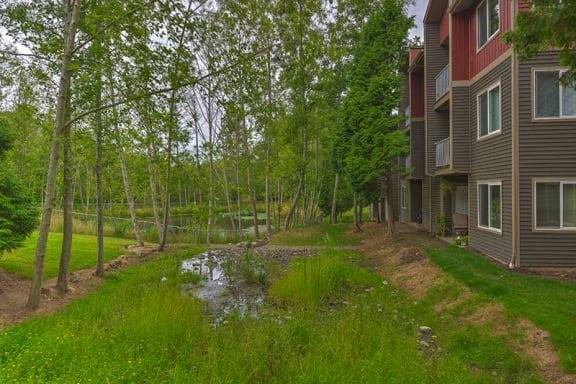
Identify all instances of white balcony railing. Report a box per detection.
[435,64,450,100]
[404,105,410,126]
[405,155,411,170]
[435,138,450,168]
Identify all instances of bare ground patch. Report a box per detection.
[354,222,575,384]
[0,244,159,329]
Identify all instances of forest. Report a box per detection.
[0,0,412,309]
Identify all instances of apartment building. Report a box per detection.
[399,0,576,267]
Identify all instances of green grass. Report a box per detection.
[270,224,360,246]
[0,247,542,383]
[0,232,133,279]
[427,245,576,373]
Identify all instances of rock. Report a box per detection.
[419,340,430,348]
[161,277,168,283]
[419,326,433,335]
[70,273,80,283]
[40,287,54,298]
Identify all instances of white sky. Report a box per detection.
[408,0,427,41]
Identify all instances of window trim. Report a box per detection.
[477,180,503,234]
[476,0,501,52]
[476,81,502,140]
[401,183,408,210]
[532,178,576,232]
[533,68,576,121]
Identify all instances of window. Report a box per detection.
[478,83,501,138]
[401,184,408,209]
[534,69,576,119]
[477,0,499,49]
[534,181,576,229]
[478,181,502,232]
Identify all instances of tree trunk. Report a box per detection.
[221,164,236,231]
[385,181,395,236]
[95,68,105,278]
[56,103,74,294]
[330,171,339,225]
[353,192,361,232]
[27,0,81,310]
[284,177,303,231]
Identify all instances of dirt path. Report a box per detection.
[0,245,159,329]
[350,223,576,384]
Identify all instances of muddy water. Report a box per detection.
[180,250,265,324]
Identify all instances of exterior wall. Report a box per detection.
[423,176,431,230]
[424,23,450,174]
[410,180,423,222]
[410,121,425,179]
[399,179,411,222]
[468,56,513,264]
[410,71,425,117]
[430,177,442,233]
[439,6,449,45]
[451,86,471,172]
[451,0,512,81]
[518,51,576,267]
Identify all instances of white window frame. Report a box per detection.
[476,0,500,51]
[533,179,576,231]
[477,181,502,234]
[401,184,408,210]
[533,68,576,120]
[477,81,502,140]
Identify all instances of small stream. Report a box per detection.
[180,250,266,324]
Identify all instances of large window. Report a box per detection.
[477,83,501,138]
[534,69,576,119]
[535,181,576,229]
[478,181,502,232]
[477,0,500,49]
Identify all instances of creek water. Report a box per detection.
[180,250,265,324]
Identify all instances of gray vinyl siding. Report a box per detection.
[518,51,576,267]
[424,23,450,174]
[410,121,425,179]
[430,176,442,233]
[468,56,513,264]
[422,176,431,230]
[451,86,471,172]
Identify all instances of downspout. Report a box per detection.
[509,0,521,269]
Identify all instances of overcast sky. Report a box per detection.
[408,0,427,41]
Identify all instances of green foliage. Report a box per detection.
[339,2,412,197]
[0,116,38,252]
[0,246,542,383]
[270,224,360,246]
[504,1,576,84]
[427,245,576,372]
[435,213,447,237]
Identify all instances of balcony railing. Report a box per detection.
[435,64,450,100]
[435,138,450,168]
[405,154,411,170]
[404,105,410,126]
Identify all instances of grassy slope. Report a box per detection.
[427,245,576,373]
[270,224,360,247]
[0,247,540,383]
[0,232,133,279]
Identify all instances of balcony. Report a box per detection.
[435,138,450,168]
[435,64,450,101]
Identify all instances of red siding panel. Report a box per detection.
[410,72,425,117]
[439,7,449,45]
[451,0,512,81]
[409,48,423,66]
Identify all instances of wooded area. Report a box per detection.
[0,0,413,310]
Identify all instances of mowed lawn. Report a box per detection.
[427,246,576,373]
[0,232,133,279]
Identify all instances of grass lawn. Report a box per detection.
[427,245,576,373]
[270,223,360,247]
[0,232,133,279]
[0,246,542,383]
